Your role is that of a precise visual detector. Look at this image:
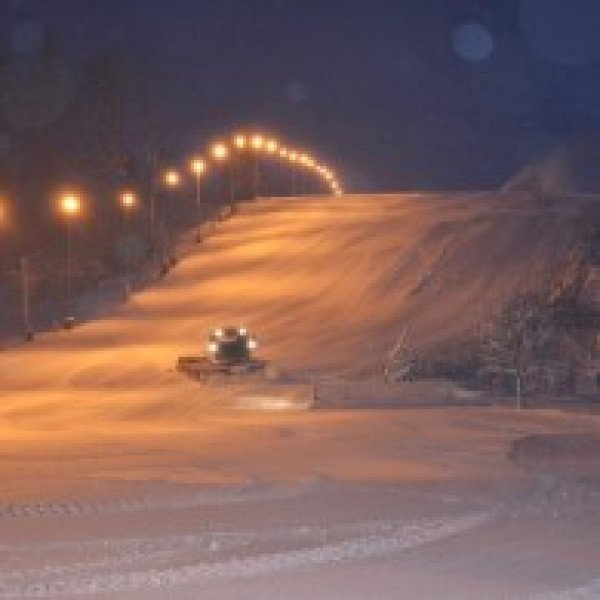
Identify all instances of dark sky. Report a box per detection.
[2,0,600,191]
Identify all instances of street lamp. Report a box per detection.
[211,142,229,161]
[190,157,207,177]
[247,136,268,197]
[233,134,247,150]
[120,190,137,211]
[297,155,312,193]
[250,134,264,151]
[118,190,138,297]
[160,170,181,273]
[58,191,81,328]
[211,142,235,206]
[286,151,300,194]
[0,197,34,342]
[265,139,278,154]
[0,196,8,340]
[163,169,181,188]
[265,141,279,194]
[189,157,207,240]
[331,181,342,196]
[60,193,80,216]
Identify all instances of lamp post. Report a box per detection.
[299,154,314,195]
[20,255,33,341]
[288,151,299,195]
[0,198,35,342]
[59,192,81,328]
[264,139,279,196]
[147,149,160,260]
[250,135,265,198]
[211,142,233,209]
[119,190,137,297]
[233,135,247,201]
[189,157,207,241]
[278,148,290,197]
[161,169,181,273]
[0,196,7,340]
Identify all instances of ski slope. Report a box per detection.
[0,192,598,598]
[0,192,580,393]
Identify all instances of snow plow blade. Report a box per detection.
[177,355,266,381]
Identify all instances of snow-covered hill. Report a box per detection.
[0,192,586,392]
[0,192,598,599]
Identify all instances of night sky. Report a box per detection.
[2,0,600,191]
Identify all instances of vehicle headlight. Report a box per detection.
[208,342,218,352]
[248,339,258,350]
[238,327,247,336]
[214,328,224,338]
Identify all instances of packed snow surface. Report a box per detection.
[0,193,598,598]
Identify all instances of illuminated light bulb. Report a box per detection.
[164,169,181,187]
[211,143,229,161]
[233,134,247,149]
[251,134,265,150]
[120,190,137,210]
[60,193,81,216]
[190,157,206,175]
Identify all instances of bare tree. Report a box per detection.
[384,327,418,382]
